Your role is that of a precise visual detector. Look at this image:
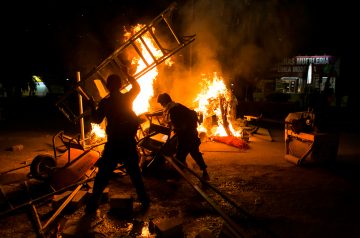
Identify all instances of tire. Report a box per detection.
[30,154,57,181]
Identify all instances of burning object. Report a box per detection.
[55,2,250,151]
[193,73,249,149]
[56,2,195,128]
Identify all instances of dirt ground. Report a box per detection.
[0,100,360,238]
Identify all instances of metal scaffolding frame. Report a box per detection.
[56,2,195,124]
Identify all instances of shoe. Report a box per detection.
[202,171,210,181]
[139,199,150,212]
[84,207,102,223]
[85,199,100,216]
[85,205,96,214]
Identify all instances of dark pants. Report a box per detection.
[87,139,148,211]
[175,132,207,171]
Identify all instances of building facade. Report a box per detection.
[254,55,340,108]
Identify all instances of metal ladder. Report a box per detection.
[56,2,196,123]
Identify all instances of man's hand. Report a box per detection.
[121,66,131,77]
[90,97,97,110]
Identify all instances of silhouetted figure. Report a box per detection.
[157,93,210,181]
[85,68,149,214]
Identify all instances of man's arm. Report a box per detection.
[123,67,140,98]
[91,99,105,124]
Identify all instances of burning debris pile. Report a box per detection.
[85,24,250,150]
[56,2,252,151]
[193,73,249,149]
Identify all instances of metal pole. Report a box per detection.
[77,71,85,148]
[164,156,244,238]
[0,177,95,218]
[41,183,83,231]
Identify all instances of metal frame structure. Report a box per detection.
[56,2,196,124]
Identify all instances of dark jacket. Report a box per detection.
[92,80,140,141]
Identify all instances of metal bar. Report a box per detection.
[41,183,83,231]
[81,2,179,83]
[55,2,195,124]
[175,159,277,237]
[0,177,94,217]
[75,84,90,101]
[146,25,166,54]
[57,103,75,123]
[133,37,195,79]
[77,72,86,148]
[96,70,106,81]
[162,16,181,44]
[179,163,253,219]
[30,204,44,238]
[138,35,158,63]
[52,131,63,158]
[164,156,244,238]
[131,41,149,67]
[0,164,30,176]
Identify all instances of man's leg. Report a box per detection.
[86,154,117,213]
[125,147,150,208]
[175,141,189,168]
[189,138,209,181]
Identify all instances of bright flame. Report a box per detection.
[88,23,244,143]
[125,24,173,115]
[194,73,241,137]
[89,122,107,144]
[140,225,151,237]
[91,24,171,140]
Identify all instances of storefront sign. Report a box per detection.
[296,56,331,65]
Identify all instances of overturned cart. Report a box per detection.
[29,130,102,190]
[0,131,101,236]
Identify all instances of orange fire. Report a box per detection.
[89,122,107,145]
[90,24,241,141]
[194,73,241,137]
[90,24,172,139]
[125,24,173,115]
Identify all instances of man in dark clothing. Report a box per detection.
[85,68,150,214]
[157,93,210,181]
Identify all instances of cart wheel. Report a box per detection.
[30,154,57,180]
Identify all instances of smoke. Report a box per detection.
[63,0,308,108]
[155,0,308,105]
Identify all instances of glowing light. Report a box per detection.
[307,63,312,84]
[125,24,171,115]
[90,123,106,139]
[31,75,49,97]
[140,225,151,237]
[194,72,241,137]
[90,24,173,141]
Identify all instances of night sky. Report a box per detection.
[3,0,168,81]
[2,0,358,92]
